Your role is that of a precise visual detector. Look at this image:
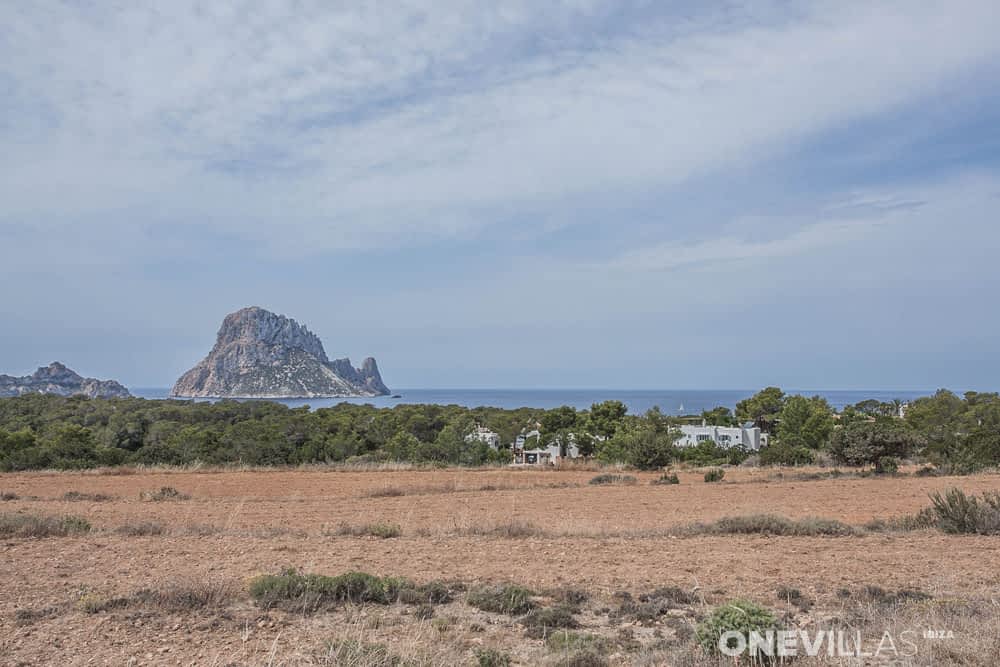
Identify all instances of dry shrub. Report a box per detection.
[139,486,190,501]
[930,488,1000,535]
[367,486,406,498]
[330,522,402,539]
[651,473,680,485]
[703,468,725,483]
[249,570,452,613]
[475,648,512,667]
[467,583,536,615]
[14,606,61,626]
[864,507,937,532]
[464,518,543,539]
[546,631,612,654]
[0,513,91,538]
[775,585,812,611]
[62,491,115,502]
[553,651,609,667]
[522,605,579,638]
[179,523,223,536]
[80,579,236,614]
[684,514,858,537]
[613,587,697,623]
[131,579,237,611]
[588,474,637,486]
[115,521,167,536]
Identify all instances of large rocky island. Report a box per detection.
[0,362,131,398]
[171,306,390,398]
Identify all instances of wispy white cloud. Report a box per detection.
[2,1,999,255]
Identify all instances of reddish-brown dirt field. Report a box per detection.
[3,467,1000,666]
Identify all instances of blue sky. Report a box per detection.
[1,1,999,391]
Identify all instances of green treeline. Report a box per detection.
[0,388,998,472]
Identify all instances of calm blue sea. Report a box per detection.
[131,388,931,415]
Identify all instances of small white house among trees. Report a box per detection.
[465,425,501,449]
[676,421,768,450]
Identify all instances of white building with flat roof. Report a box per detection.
[677,422,768,450]
[465,425,501,449]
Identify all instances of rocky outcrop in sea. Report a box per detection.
[171,306,390,398]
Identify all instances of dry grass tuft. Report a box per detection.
[80,579,237,614]
[461,518,543,539]
[14,606,61,626]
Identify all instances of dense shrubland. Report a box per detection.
[0,387,998,472]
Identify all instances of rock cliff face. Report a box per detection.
[0,362,131,398]
[171,307,390,398]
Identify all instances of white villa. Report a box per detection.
[465,425,501,449]
[512,429,581,466]
[676,421,768,450]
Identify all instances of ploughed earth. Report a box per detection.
[2,466,999,666]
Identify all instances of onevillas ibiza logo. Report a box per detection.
[718,628,954,661]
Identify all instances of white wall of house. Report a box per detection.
[677,423,767,450]
[465,426,501,449]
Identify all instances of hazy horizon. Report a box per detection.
[3,2,999,391]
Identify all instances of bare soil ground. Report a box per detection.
[2,466,1000,666]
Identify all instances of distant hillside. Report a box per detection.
[0,362,131,399]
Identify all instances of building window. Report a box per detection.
[696,434,712,442]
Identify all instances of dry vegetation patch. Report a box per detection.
[61,490,115,501]
[0,512,91,537]
[4,468,1000,665]
[139,486,190,501]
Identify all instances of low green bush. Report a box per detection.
[695,600,779,659]
[522,605,579,638]
[250,570,391,611]
[395,580,454,604]
[475,648,512,667]
[333,521,402,539]
[249,570,457,612]
[651,473,679,485]
[876,456,900,475]
[703,468,725,483]
[588,474,637,486]
[467,583,536,615]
